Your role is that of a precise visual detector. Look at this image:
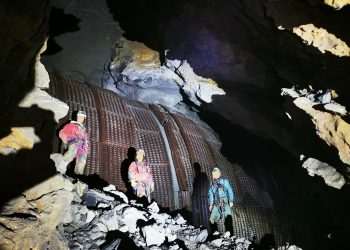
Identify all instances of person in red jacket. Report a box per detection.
[128,149,154,202]
[52,111,89,175]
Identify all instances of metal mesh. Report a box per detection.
[48,72,295,244]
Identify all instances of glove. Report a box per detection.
[229,202,234,208]
[130,180,136,188]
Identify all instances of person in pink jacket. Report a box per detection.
[57,111,89,174]
[128,149,154,202]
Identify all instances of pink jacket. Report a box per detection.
[59,122,89,155]
[128,161,154,188]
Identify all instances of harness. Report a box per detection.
[212,180,229,217]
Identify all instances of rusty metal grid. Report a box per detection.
[167,129,193,190]
[128,107,159,131]
[59,74,95,107]
[151,163,173,208]
[84,141,101,176]
[101,112,135,146]
[179,191,192,208]
[172,114,204,137]
[234,165,273,208]
[135,131,167,164]
[99,144,130,190]
[150,105,193,191]
[186,134,216,175]
[94,88,132,118]
[122,97,148,109]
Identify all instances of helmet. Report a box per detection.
[212,167,221,173]
[137,149,145,156]
[77,111,87,117]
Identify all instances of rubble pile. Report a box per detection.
[60,179,253,250]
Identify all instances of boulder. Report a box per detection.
[142,225,166,246]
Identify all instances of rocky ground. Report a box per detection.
[0,170,303,250]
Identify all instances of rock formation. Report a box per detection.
[301,156,345,189]
[324,0,350,9]
[282,87,350,187]
[293,24,350,57]
[0,40,68,156]
[108,38,225,110]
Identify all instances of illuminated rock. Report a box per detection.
[293,24,350,57]
[324,0,350,9]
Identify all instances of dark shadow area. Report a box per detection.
[191,162,210,231]
[0,106,57,206]
[100,230,142,250]
[258,233,276,250]
[77,173,110,190]
[198,103,350,249]
[121,147,137,199]
[44,7,81,55]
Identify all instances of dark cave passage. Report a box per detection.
[2,0,350,249]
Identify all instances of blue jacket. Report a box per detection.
[208,178,234,206]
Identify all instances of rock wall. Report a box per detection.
[0,20,71,249]
[293,24,350,57]
[324,0,350,9]
[107,38,225,110]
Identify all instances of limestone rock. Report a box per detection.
[174,214,187,225]
[324,0,350,9]
[282,87,350,168]
[109,38,225,110]
[0,175,73,250]
[293,97,350,166]
[23,174,74,201]
[142,225,166,246]
[119,206,147,233]
[293,24,350,57]
[50,153,69,174]
[103,184,129,203]
[35,38,50,89]
[19,87,69,123]
[148,201,160,213]
[0,127,40,155]
[302,157,345,189]
[99,210,119,231]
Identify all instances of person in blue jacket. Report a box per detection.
[208,167,234,234]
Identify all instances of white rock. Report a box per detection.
[302,158,345,189]
[174,214,186,225]
[97,203,110,208]
[168,223,182,233]
[324,103,347,115]
[103,184,116,192]
[324,0,350,10]
[293,24,350,57]
[211,238,222,247]
[35,61,50,89]
[121,207,147,233]
[104,188,129,204]
[86,211,96,224]
[142,225,165,246]
[224,231,231,238]
[119,225,128,233]
[167,233,177,242]
[150,213,170,225]
[147,201,160,213]
[19,88,69,123]
[100,210,119,231]
[197,229,208,242]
